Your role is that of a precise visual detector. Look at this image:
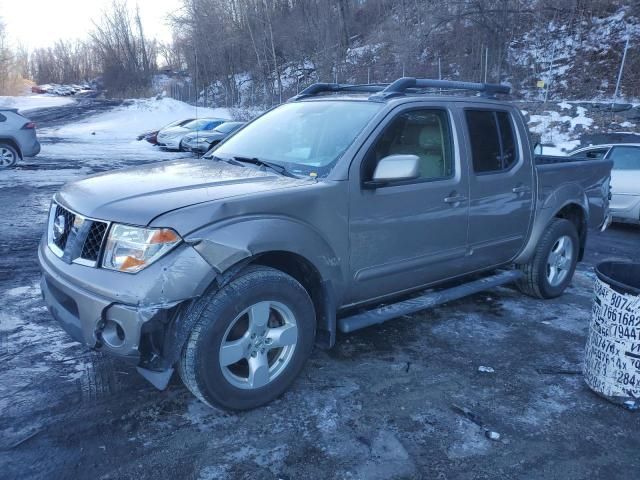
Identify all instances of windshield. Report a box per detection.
[164,118,193,129]
[184,119,221,130]
[214,101,381,177]
[215,122,243,134]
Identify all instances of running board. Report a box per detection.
[338,270,524,333]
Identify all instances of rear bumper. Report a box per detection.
[610,194,640,223]
[22,140,41,157]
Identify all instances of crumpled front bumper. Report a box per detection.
[38,237,216,360]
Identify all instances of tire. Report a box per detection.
[178,266,316,410]
[517,218,579,299]
[0,144,19,168]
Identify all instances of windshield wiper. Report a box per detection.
[231,156,298,178]
[207,154,243,166]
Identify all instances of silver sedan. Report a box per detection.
[570,143,640,224]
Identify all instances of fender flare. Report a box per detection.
[0,136,22,158]
[515,183,589,265]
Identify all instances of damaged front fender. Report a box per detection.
[185,216,345,292]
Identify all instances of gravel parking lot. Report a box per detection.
[1,101,639,480]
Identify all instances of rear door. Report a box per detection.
[348,103,470,304]
[461,106,534,270]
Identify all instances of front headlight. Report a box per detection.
[102,224,181,273]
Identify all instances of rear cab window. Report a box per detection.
[465,110,518,174]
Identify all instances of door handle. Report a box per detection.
[444,195,467,204]
[512,185,531,194]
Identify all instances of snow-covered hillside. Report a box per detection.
[509,7,640,101]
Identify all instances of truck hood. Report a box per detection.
[56,159,306,226]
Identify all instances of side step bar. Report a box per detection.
[338,270,524,333]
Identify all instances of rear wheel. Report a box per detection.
[0,144,19,168]
[178,266,316,410]
[517,218,579,299]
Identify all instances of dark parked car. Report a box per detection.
[181,121,246,153]
[39,78,612,410]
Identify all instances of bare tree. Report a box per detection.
[91,1,157,97]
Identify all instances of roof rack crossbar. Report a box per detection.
[289,77,511,102]
[371,77,510,99]
[289,83,387,101]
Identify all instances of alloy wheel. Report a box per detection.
[546,235,574,287]
[219,301,298,389]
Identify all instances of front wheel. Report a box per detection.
[517,218,579,299]
[178,266,316,410]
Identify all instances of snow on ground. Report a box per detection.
[45,97,232,141]
[3,97,232,189]
[0,95,75,113]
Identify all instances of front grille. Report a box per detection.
[48,203,110,267]
[80,221,108,261]
[52,205,75,251]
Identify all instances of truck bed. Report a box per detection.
[535,157,613,229]
[534,154,588,164]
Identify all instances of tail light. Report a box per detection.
[22,122,36,129]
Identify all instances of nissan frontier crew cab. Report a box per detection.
[39,78,612,410]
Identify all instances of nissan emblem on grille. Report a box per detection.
[48,203,109,266]
[53,215,66,241]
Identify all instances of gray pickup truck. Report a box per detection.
[39,78,612,410]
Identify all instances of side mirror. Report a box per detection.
[364,154,420,188]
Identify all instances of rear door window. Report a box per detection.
[607,146,640,170]
[466,110,518,173]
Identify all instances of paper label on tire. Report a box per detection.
[584,278,640,398]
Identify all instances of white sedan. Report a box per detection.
[156,118,226,150]
[570,143,640,224]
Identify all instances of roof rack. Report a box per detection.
[289,83,387,101]
[289,77,511,101]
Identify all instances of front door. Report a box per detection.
[348,106,470,304]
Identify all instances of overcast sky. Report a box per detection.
[0,0,178,50]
